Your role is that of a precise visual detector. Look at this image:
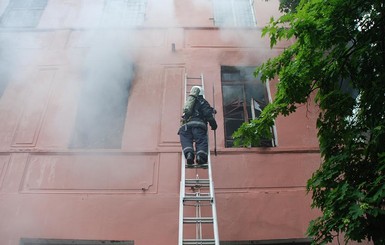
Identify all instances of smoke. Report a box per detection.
[70,30,136,149]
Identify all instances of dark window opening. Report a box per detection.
[70,65,134,149]
[0,0,48,28]
[20,238,134,245]
[221,66,275,147]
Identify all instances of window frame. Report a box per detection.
[221,66,276,148]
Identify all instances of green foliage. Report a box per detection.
[233,0,385,243]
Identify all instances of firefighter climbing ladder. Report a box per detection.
[178,73,220,245]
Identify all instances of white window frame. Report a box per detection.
[265,80,278,147]
[249,80,277,147]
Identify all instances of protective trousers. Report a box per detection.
[179,125,208,162]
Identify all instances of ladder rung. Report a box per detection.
[185,192,210,196]
[185,179,210,187]
[183,196,212,202]
[184,203,212,207]
[185,164,208,169]
[183,217,213,224]
[183,239,215,245]
[186,77,202,80]
[185,179,210,183]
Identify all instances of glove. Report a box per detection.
[208,118,217,130]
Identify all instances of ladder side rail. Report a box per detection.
[203,72,219,244]
[178,155,187,245]
[207,151,220,245]
[196,196,203,241]
[203,73,219,245]
[200,73,205,95]
[197,72,209,244]
[179,73,189,245]
[184,73,188,102]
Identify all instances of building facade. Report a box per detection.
[0,0,325,244]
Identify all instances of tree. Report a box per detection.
[233,0,385,244]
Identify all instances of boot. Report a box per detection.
[196,154,207,165]
[186,152,194,165]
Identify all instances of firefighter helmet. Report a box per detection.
[190,86,204,96]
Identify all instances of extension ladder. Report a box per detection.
[178,73,220,245]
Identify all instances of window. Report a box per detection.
[213,0,256,27]
[0,0,47,28]
[101,0,147,27]
[20,238,134,245]
[70,66,134,149]
[221,66,275,147]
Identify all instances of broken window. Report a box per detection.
[213,0,256,27]
[101,0,147,27]
[221,66,275,147]
[0,0,47,28]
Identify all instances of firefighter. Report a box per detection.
[178,86,217,166]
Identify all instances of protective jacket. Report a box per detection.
[180,95,217,131]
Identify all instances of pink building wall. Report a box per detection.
[0,0,352,244]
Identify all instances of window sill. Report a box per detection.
[216,146,320,154]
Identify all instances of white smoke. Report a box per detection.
[69,31,136,148]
